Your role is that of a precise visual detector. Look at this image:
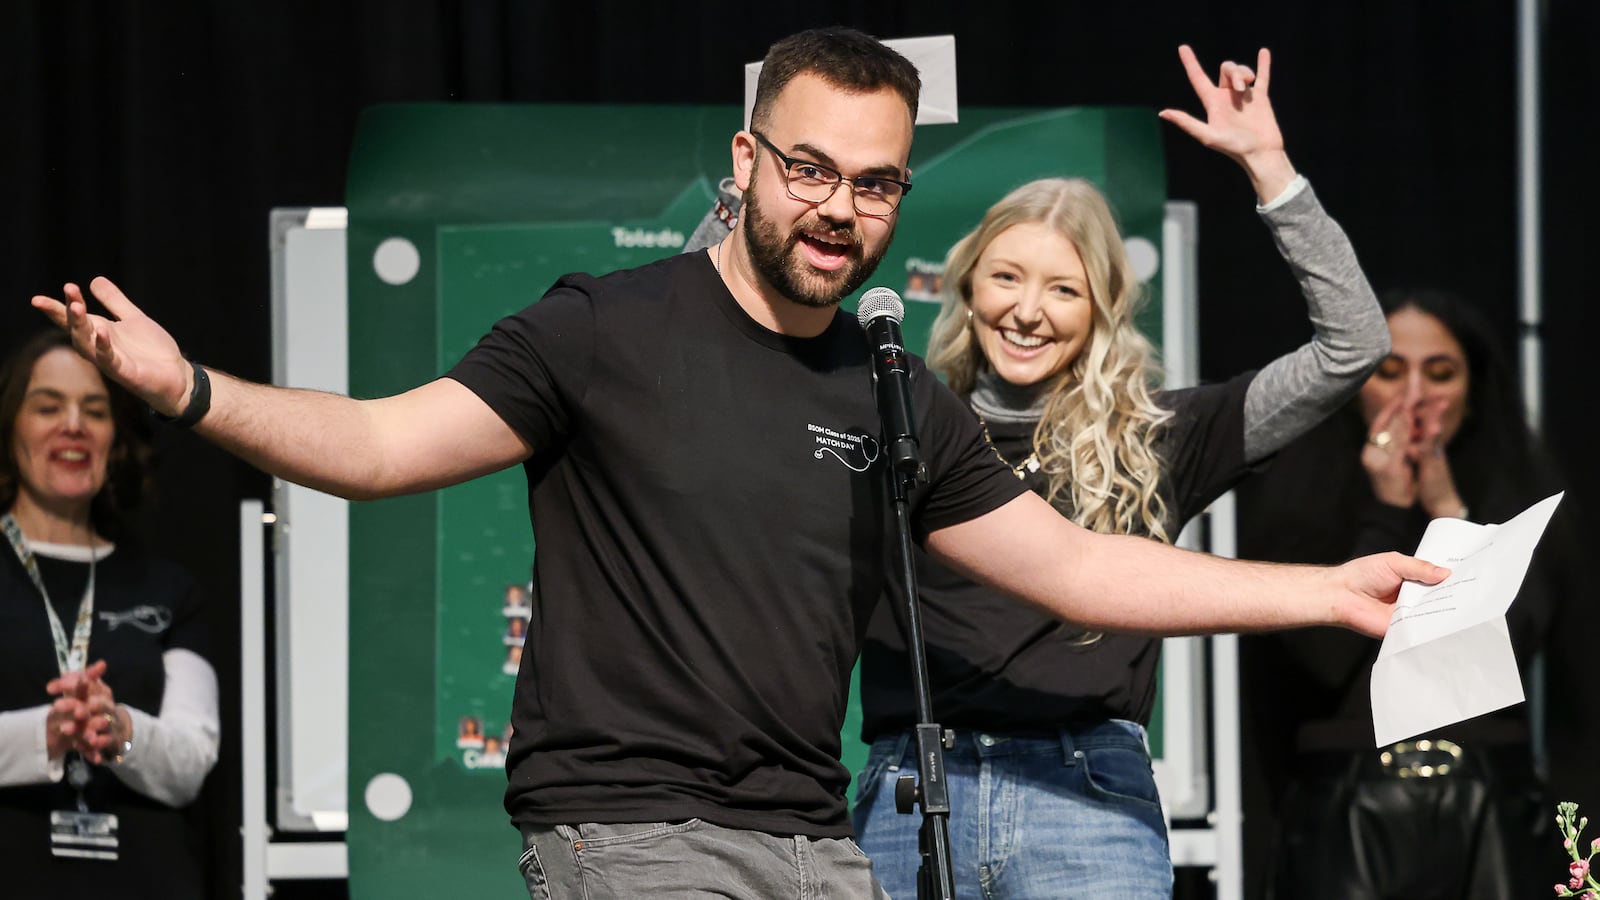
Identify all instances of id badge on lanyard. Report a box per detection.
[0,514,118,861]
[50,808,119,861]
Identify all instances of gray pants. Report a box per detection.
[518,818,893,899]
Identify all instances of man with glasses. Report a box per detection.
[34,27,1442,899]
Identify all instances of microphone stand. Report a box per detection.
[880,433,957,900]
[861,290,956,899]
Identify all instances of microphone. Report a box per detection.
[858,287,927,482]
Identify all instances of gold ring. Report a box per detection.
[1367,431,1394,450]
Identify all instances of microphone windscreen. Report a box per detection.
[858,287,904,325]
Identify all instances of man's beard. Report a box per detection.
[741,185,892,309]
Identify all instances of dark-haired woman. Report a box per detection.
[0,331,218,900]
[1236,290,1577,899]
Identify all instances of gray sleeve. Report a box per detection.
[1241,183,1389,462]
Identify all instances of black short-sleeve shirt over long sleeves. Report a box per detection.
[0,544,209,899]
[447,252,1026,837]
[859,372,1259,738]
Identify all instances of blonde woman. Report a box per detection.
[852,46,1391,898]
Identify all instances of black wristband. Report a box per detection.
[154,361,211,428]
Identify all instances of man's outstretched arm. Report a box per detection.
[927,491,1446,638]
[33,277,531,500]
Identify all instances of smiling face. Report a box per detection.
[736,72,912,308]
[9,347,116,521]
[967,221,1095,387]
[1358,306,1471,444]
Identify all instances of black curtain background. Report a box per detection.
[2,2,1593,897]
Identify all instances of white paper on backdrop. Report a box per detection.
[744,35,958,129]
[1371,491,1564,746]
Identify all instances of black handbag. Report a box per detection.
[1266,739,1557,900]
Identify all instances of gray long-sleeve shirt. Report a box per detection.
[1241,178,1389,460]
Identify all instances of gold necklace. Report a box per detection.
[1004,449,1042,479]
[975,413,1041,479]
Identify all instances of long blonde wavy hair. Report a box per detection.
[928,178,1174,543]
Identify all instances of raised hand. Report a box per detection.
[1361,391,1419,508]
[1410,395,1467,518]
[43,660,107,759]
[76,673,129,764]
[45,660,129,763]
[31,277,194,416]
[1158,44,1296,203]
[45,693,90,759]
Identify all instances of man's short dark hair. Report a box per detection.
[750,27,921,131]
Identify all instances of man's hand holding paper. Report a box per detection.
[1371,491,1565,745]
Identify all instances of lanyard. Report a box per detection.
[1,514,96,675]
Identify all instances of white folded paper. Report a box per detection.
[1370,491,1564,746]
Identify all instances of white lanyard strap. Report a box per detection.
[1,514,95,675]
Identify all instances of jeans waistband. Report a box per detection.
[873,720,1149,764]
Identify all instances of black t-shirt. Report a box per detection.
[859,372,1258,740]
[447,252,1026,837]
[0,542,209,900]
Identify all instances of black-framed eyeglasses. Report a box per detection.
[750,130,913,216]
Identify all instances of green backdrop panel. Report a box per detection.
[345,102,1164,898]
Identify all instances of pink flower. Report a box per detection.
[1581,891,1598,900]
[1576,877,1588,892]
[1575,860,1592,881]
[1593,837,1600,852]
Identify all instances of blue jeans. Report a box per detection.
[852,721,1172,899]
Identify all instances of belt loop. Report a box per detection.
[889,729,913,770]
[1059,725,1078,767]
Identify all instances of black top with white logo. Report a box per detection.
[859,372,1259,740]
[0,543,209,898]
[448,252,1025,837]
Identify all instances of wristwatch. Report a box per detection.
[107,708,133,765]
